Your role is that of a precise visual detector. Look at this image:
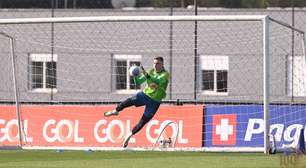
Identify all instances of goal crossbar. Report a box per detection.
[0,15,268,24]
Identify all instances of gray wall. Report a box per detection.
[0,8,305,103]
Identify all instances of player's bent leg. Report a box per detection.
[132,115,152,135]
[123,132,133,148]
[123,115,152,148]
[104,95,138,117]
[116,96,138,111]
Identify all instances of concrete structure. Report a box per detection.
[0,8,305,103]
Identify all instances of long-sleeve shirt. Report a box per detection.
[133,68,170,102]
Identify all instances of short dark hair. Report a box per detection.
[154,56,164,62]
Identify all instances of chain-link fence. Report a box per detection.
[0,0,306,103]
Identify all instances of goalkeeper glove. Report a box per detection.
[140,66,150,79]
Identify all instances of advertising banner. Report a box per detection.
[0,104,203,148]
[205,105,306,148]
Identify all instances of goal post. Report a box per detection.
[263,16,270,154]
[0,32,23,149]
[1,15,305,153]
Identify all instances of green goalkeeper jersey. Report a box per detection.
[133,68,170,102]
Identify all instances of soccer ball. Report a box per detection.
[129,65,141,76]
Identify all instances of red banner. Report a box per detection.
[0,104,203,148]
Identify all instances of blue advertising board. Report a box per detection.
[204,105,306,148]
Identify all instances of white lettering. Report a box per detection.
[146,120,159,143]
[42,119,83,143]
[94,120,108,143]
[245,119,306,147]
[0,119,32,143]
[107,120,125,143]
[284,124,303,146]
[270,124,284,142]
[94,120,134,143]
[244,119,264,141]
[178,120,188,143]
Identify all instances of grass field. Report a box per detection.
[0,150,289,168]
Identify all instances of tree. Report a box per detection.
[266,0,306,7]
[197,0,222,7]
[241,0,266,8]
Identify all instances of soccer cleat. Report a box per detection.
[123,132,133,148]
[104,110,119,117]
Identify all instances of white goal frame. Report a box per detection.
[0,15,270,153]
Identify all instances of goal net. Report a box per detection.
[0,15,305,153]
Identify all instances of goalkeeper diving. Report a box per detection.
[104,56,170,148]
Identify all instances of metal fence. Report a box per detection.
[0,0,305,104]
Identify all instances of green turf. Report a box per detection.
[0,150,285,168]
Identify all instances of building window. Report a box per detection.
[113,55,141,93]
[29,54,57,93]
[200,55,228,95]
